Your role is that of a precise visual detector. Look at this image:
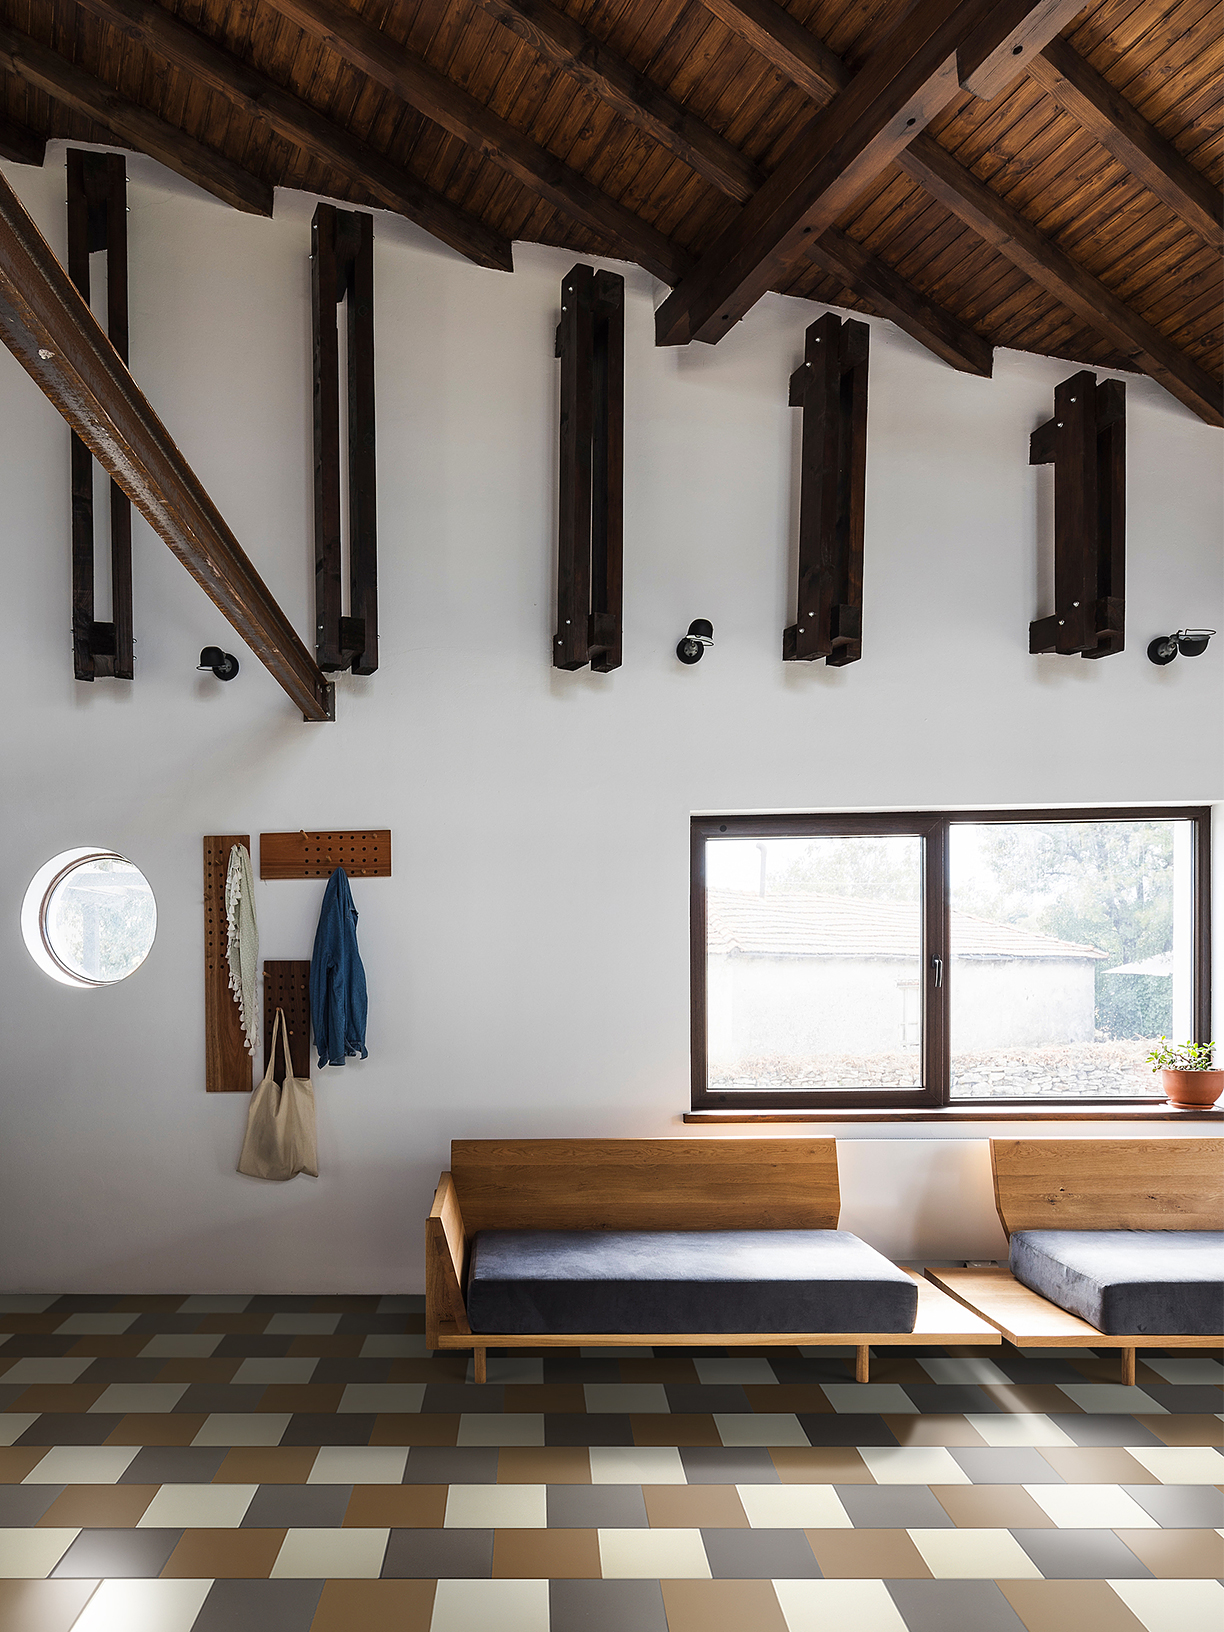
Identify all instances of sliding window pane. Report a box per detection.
[705,835,923,1091]
[949,819,1194,1100]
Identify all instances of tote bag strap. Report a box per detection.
[271,1006,300,1082]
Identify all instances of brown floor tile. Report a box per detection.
[64,1336,147,1358]
[1037,1447,1159,1484]
[37,1484,158,1527]
[631,1414,719,1446]
[287,1335,364,1358]
[805,1528,933,1578]
[931,1484,1056,1528]
[1136,1413,1224,1447]
[0,1315,63,1333]
[979,1384,1084,1413]
[103,1414,207,1447]
[370,1413,459,1445]
[344,1484,447,1527]
[154,1360,240,1385]
[493,1528,602,1578]
[160,1526,286,1577]
[660,1579,787,1632]
[744,1385,832,1414]
[642,1484,748,1527]
[388,1358,467,1383]
[8,1385,105,1414]
[0,1579,101,1632]
[312,1297,380,1312]
[310,1579,435,1631]
[771,1446,872,1483]
[194,1314,270,1333]
[212,1446,318,1483]
[257,1384,345,1413]
[999,1579,1148,1632]
[883,1414,989,1447]
[498,1447,591,1484]
[113,1297,186,1312]
[619,1359,699,1383]
[0,1447,49,1482]
[503,1385,586,1413]
[1115,1529,1224,1578]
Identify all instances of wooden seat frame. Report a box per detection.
[427,1138,998,1383]
[926,1138,1224,1386]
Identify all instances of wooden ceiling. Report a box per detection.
[0,0,1219,421]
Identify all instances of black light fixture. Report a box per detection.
[676,619,714,665]
[198,645,240,681]
[1146,629,1216,666]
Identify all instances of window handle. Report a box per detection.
[930,954,943,988]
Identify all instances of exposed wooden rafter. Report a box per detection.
[0,167,333,722]
[0,111,45,167]
[74,0,512,271]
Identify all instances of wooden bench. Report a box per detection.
[427,1138,999,1382]
[926,1137,1224,1386]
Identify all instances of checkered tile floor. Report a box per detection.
[0,1295,1220,1631]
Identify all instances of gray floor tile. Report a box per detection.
[798,1414,897,1446]
[1045,1413,1164,1447]
[1137,1385,1224,1414]
[680,1446,779,1484]
[310,1358,392,1385]
[403,1447,499,1483]
[174,1384,267,1414]
[280,1414,376,1446]
[994,1358,1088,1385]
[120,1446,228,1483]
[949,1447,1067,1484]
[336,1315,414,1334]
[902,1385,1006,1414]
[124,1315,200,1334]
[1011,1527,1154,1579]
[0,1387,29,1412]
[77,1358,167,1384]
[702,1526,820,1578]
[543,1359,621,1383]
[1,1336,77,1357]
[665,1385,751,1413]
[382,1527,493,1577]
[14,1414,120,1446]
[246,1297,319,1311]
[213,1336,293,1358]
[836,1484,956,1528]
[0,1484,65,1525]
[767,1359,852,1384]
[241,1483,353,1527]
[48,1296,119,1312]
[546,1485,648,1528]
[550,1579,668,1632]
[886,1580,1027,1632]
[545,1414,634,1446]
[191,1578,325,1632]
[1122,1483,1224,1527]
[50,1527,182,1578]
[421,1385,505,1413]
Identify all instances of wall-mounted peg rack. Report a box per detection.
[264,961,312,1072]
[203,835,253,1093]
[259,830,391,879]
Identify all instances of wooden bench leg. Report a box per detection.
[1120,1348,1135,1387]
[473,1347,487,1385]
[856,1345,870,1383]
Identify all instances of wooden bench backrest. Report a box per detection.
[449,1139,841,1232]
[991,1138,1224,1237]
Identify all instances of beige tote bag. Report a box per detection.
[238,1008,318,1181]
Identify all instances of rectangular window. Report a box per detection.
[691,809,1210,1111]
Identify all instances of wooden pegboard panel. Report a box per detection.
[259,829,391,879]
[264,961,312,1074]
[203,835,253,1093]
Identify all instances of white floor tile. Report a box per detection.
[716,1413,809,1446]
[907,1527,1043,1579]
[264,1313,340,1334]
[0,1296,58,1312]
[429,1577,550,1632]
[192,1414,291,1446]
[773,1579,908,1631]
[737,1483,852,1528]
[0,1419,39,1448]
[1140,1358,1223,1385]
[1058,1385,1168,1414]
[271,1526,389,1577]
[55,1313,138,1334]
[87,1383,189,1414]
[965,1413,1077,1447]
[584,1384,670,1414]
[859,1447,970,1485]
[23,1445,139,1483]
[444,1484,547,1528]
[139,1334,223,1358]
[822,1385,919,1414]
[598,1527,711,1578]
[362,1334,430,1358]
[231,1357,318,1384]
[695,1360,777,1385]
[589,1447,686,1485]
[1123,1446,1224,1484]
[457,1414,544,1446]
[465,1357,543,1385]
[70,1577,213,1632]
[2,1357,92,1385]
[0,1529,79,1578]
[1107,1578,1224,1632]
[338,1384,426,1413]
[918,1357,1010,1385]
[137,1482,258,1527]
[1024,1483,1160,1528]
[307,1446,408,1484]
[177,1295,252,1312]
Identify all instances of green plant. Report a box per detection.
[1146,1037,1217,1072]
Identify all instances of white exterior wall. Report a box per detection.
[950,958,1099,1048]
[0,149,1220,1292]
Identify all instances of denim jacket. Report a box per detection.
[310,866,368,1066]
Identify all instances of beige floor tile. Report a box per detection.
[140,1335,223,1359]
[908,1526,1043,1579]
[307,1446,408,1485]
[87,1383,188,1414]
[773,1579,908,1631]
[589,1447,685,1485]
[137,1482,257,1528]
[597,1526,711,1578]
[966,1412,1078,1447]
[882,1415,989,1447]
[715,1413,808,1446]
[736,1483,851,1528]
[0,1417,39,1448]
[70,1578,213,1632]
[22,1447,138,1485]
[804,1528,931,1579]
[458,1414,544,1446]
[338,1384,426,1413]
[1124,1446,1224,1482]
[0,1529,80,1578]
[661,1578,786,1632]
[429,1578,549,1632]
[642,1484,748,1527]
[1058,1386,1168,1415]
[1025,1483,1159,1529]
[1,1359,92,1385]
[858,1446,969,1484]
[192,1414,291,1446]
[585,1384,669,1413]
[270,1525,389,1577]
[445,1484,547,1528]
[0,1579,100,1632]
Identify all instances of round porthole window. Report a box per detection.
[21,848,156,988]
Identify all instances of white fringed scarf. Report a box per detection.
[225,843,259,1058]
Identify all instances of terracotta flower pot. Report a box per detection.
[1160,1068,1224,1110]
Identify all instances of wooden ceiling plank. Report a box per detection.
[73,0,513,269]
[0,18,273,213]
[0,111,46,165]
[264,0,692,281]
[0,163,332,720]
[955,0,1086,101]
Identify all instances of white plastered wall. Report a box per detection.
[0,149,1220,1292]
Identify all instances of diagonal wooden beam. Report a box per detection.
[0,21,272,215]
[265,0,690,284]
[0,112,46,167]
[74,0,512,271]
[0,166,334,721]
[698,0,1222,424]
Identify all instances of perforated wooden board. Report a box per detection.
[264,961,312,1074]
[203,835,253,1093]
[259,829,391,879]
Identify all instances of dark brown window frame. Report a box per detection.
[691,807,1212,1112]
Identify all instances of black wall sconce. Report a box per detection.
[677,620,714,665]
[1147,629,1215,666]
[198,646,240,681]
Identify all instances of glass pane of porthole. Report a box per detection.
[44,856,156,984]
[705,835,923,1092]
[949,819,1193,1100]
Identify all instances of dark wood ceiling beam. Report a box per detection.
[265,0,690,284]
[0,21,272,215]
[0,166,333,721]
[0,112,46,167]
[73,0,512,271]
[1027,37,1222,252]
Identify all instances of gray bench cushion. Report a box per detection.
[1010,1229,1224,1336]
[465,1228,918,1335]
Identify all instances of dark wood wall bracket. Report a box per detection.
[1029,370,1126,659]
[259,829,392,879]
[554,263,624,673]
[264,960,312,1071]
[312,203,377,675]
[783,312,869,667]
[67,150,133,682]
